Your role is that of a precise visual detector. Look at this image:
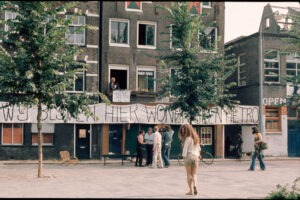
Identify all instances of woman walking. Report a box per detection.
[248,126,266,171]
[179,124,201,195]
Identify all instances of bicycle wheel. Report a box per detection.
[200,151,214,165]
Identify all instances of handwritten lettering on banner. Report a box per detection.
[0,102,258,125]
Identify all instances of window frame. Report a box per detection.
[136,66,156,92]
[202,1,212,8]
[4,11,18,33]
[137,21,157,49]
[125,1,142,12]
[109,18,130,47]
[199,27,218,52]
[265,106,281,133]
[65,14,86,46]
[1,123,23,145]
[31,123,54,146]
[286,52,300,78]
[264,50,280,83]
[64,65,86,93]
[108,64,129,90]
[238,54,247,86]
[197,126,213,145]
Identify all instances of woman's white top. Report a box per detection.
[182,136,201,158]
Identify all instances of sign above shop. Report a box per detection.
[0,102,258,125]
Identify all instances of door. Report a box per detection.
[109,124,122,154]
[76,124,90,159]
[288,120,300,157]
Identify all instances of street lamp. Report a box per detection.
[258,10,279,137]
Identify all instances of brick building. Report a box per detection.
[225,4,300,156]
[0,1,260,161]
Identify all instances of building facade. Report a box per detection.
[225,4,300,157]
[0,1,261,161]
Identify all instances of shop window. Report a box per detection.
[2,123,23,145]
[265,107,281,132]
[109,19,129,47]
[125,1,142,12]
[137,67,155,92]
[264,50,280,83]
[31,124,54,146]
[238,54,247,86]
[137,21,156,49]
[65,15,86,46]
[199,127,212,145]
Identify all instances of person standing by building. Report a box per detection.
[108,77,120,98]
[151,125,164,168]
[135,130,146,167]
[248,127,266,171]
[179,124,201,196]
[144,127,154,166]
[162,125,174,168]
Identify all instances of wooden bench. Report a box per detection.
[102,154,137,165]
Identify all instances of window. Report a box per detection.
[2,123,23,145]
[125,1,142,12]
[265,18,270,28]
[137,67,155,92]
[31,124,54,146]
[286,52,300,78]
[288,106,299,120]
[238,54,247,86]
[137,21,156,49]
[65,65,85,92]
[109,19,129,47]
[170,24,181,50]
[65,15,86,45]
[264,50,280,83]
[199,27,217,51]
[202,1,211,8]
[109,65,129,90]
[265,107,281,132]
[4,11,18,32]
[198,127,212,145]
[189,2,201,15]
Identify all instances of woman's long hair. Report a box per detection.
[178,124,200,146]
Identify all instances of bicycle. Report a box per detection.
[177,147,214,165]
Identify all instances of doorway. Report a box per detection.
[76,124,90,159]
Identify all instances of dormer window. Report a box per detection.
[125,1,142,12]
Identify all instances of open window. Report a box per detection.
[137,21,156,49]
[109,65,129,90]
[264,50,280,83]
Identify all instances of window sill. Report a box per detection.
[265,131,282,135]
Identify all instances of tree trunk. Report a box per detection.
[37,102,43,178]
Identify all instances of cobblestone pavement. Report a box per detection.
[0,158,299,199]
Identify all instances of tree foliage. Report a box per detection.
[0,1,108,178]
[156,2,238,123]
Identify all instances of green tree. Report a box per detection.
[0,1,108,178]
[285,8,300,108]
[156,2,238,123]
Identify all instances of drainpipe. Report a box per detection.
[98,1,103,102]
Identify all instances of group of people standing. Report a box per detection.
[135,125,174,168]
[135,123,266,196]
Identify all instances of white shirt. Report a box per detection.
[144,132,154,145]
[152,131,162,151]
[182,136,201,157]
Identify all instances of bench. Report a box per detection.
[102,154,137,165]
